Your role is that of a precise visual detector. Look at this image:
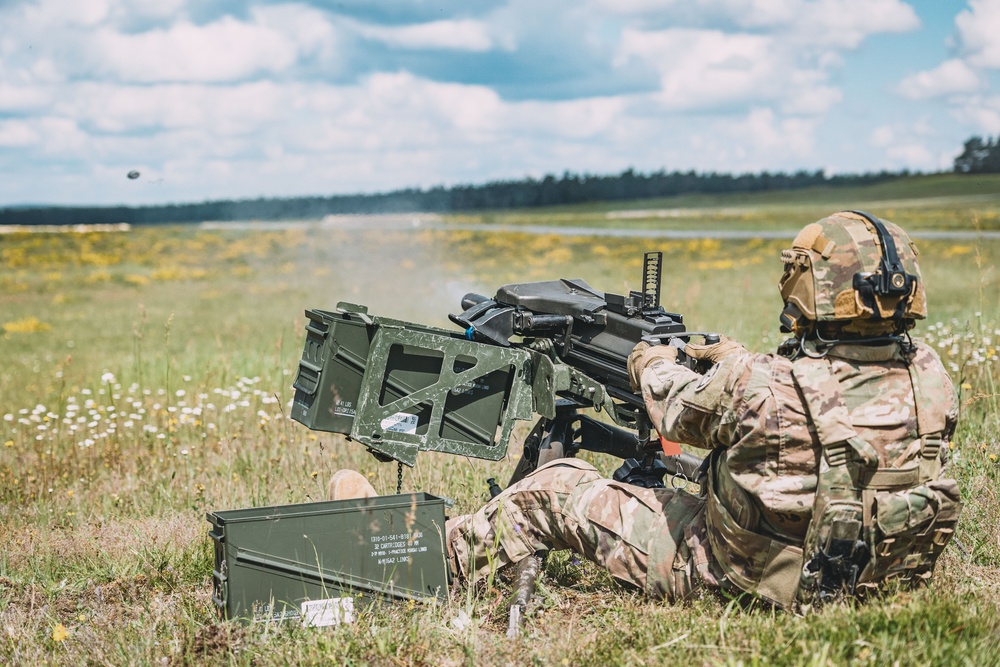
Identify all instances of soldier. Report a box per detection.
[334,211,963,608]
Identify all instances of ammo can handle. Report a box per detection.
[211,563,228,615]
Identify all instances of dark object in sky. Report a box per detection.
[127,170,140,180]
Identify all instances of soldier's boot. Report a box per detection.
[327,469,378,500]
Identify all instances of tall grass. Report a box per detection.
[1,200,999,665]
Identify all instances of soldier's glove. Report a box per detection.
[627,341,679,392]
[684,335,748,365]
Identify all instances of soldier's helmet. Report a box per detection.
[778,210,926,337]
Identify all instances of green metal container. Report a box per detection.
[207,493,449,625]
[290,302,534,466]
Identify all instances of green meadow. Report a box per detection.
[2,176,999,665]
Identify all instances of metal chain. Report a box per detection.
[396,461,403,495]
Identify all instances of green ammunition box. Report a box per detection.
[290,303,534,466]
[207,493,449,625]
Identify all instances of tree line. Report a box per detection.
[953,135,1000,174]
[1,168,913,227]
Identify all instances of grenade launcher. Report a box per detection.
[290,252,711,488]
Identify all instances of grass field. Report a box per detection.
[2,179,999,665]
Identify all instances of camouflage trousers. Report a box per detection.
[446,458,714,601]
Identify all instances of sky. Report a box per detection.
[1,0,999,207]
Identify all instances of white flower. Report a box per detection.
[450,609,473,631]
[101,372,115,383]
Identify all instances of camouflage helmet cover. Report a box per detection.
[778,211,926,332]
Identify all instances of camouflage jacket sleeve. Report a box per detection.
[638,351,754,450]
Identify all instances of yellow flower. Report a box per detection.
[2,316,51,333]
[3,440,12,448]
[52,623,69,642]
[66,490,74,497]
[961,383,973,390]
[989,454,998,462]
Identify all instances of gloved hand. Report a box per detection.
[683,335,747,365]
[627,341,679,391]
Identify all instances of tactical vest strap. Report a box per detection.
[791,358,879,467]
[792,356,882,602]
[906,358,946,482]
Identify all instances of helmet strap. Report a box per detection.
[848,210,917,321]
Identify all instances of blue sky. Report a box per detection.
[1,0,998,207]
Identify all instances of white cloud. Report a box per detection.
[354,19,500,52]
[951,95,1000,134]
[65,82,286,134]
[590,0,681,14]
[593,0,918,41]
[107,0,188,23]
[889,1,1000,139]
[787,0,918,48]
[896,59,981,100]
[870,125,895,148]
[250,4,340,60]
[607,0,915,118]
[868,122,941,170]
[729,107,819,160]
[616,28,840,114]
[23,0,111,28]
[89,16,301,83]
[955,0,1000,69]
[0,83,53,112]
[4,116,90,154]
[0,120,40,148]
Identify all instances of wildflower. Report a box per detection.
[990,454,998,462]
[52,623,69,642]
[3,316,51,333]
[4,440,12,448]
[101,372,115,383]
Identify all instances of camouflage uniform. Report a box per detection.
[448,458,710,601]
[447,339,958,604]
[449,212,962,606]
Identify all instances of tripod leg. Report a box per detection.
[507,416,568,487]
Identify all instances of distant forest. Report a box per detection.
[0,169,911,227]
[2,135,997,226]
